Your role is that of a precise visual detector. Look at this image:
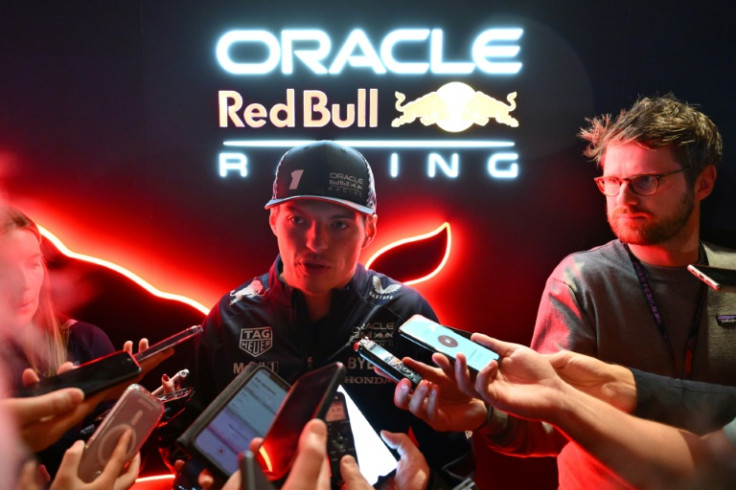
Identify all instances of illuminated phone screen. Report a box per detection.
[193,368,288,476]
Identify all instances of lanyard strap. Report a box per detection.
[625,244,708,379]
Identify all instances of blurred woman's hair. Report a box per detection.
[2,206,67,377]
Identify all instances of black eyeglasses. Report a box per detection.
[594,169,686,196]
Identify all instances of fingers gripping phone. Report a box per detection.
[353,337,423,389]
[77,384,164,482]
[16,350,142,398]
[256,362,346,485]
[325,392,358,489]
[399,314,500,373]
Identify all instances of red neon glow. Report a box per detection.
[131,474,174,488]
[39,226,210,315]
[365,222,451,285]
[258,447,273,472]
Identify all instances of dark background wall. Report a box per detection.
[1,1,734,486]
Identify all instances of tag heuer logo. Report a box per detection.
[239,327,273,357]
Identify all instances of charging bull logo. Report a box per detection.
[392,82,518,132]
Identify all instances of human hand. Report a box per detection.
[49,430,141,490]
[220,419,341,490]
[544,350,637,412]
[379,431,430,490]
[14,459,47,490]
[469,334,570,421]
[391,357,487,432]
[122,338,174,384]
[1,387,87,451]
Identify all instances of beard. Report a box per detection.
[608,191,695,245]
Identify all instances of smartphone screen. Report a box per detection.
[135,325,203,363]
[256,362,346,483]
[16,351,141,397]
[399,314,499,372]
[336,386,397,485]
[191,367,289,478]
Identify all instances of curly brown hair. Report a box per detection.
[579,94,722,186]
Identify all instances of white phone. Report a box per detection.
[77,384,164,482]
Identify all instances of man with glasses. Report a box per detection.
[475,94,736,488]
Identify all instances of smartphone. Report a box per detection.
[135,325,203,363]
[256,362,346,485]
[177,364,291,481]
[239,450,275,490]
[334,386,397,486]
[399,314,499,373]
[353,337,422,389]
[77,384,164,482]
[325,392,358,488]
[687,264,736,291]
[16,351,142,398]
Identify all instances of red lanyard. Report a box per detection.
[625,244,707,379]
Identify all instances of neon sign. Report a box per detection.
[214,27,524,182]
[218,89,379,128]
[216,28,523,76]
[366,222,451,285]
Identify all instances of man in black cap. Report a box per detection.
[167,141,470,487]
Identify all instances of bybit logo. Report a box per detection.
[392,82,519,132]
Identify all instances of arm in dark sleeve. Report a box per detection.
[633,368,736,435]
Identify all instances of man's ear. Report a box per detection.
[362,214,377,248]
[695,165,717,200]
[268,208,279,236]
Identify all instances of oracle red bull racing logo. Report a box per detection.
[392,82,518,132]
[215,26,524,181]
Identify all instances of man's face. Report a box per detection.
[270,200,376,297]
[0,228,44,331]
[602,142,695,245]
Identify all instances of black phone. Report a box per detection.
[77,384,164,482]
[177,364,291,481]
[16,350,142,398]
[687,264,736,291]
[353,337,422,389]
[135,325,203,363]
[239,450,275,490]
[325,391,358,489]
[399,314,499,373]
[255,362,346,485]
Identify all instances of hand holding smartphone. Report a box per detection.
[255,362,346,485]
[353,337,422,389]
[135,325,203,363]
[15,351,142,398]
[325,392,358,489]
[399,314,499,373]
[77,384,164,482]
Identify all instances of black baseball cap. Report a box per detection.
[265,141,377,215]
